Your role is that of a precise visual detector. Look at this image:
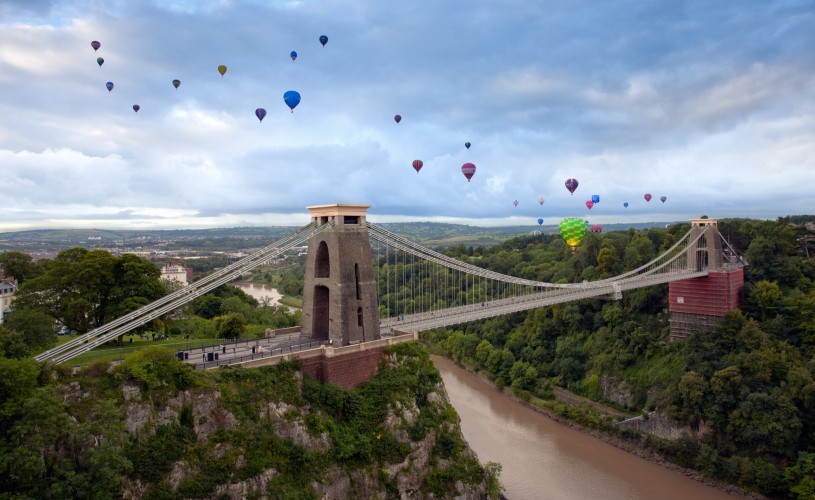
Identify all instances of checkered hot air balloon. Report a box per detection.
[559,217,587,253]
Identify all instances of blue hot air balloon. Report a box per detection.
[592,194,600,204]
[290,51,297,61]
[255,108,267,123]
[623,202,629,208]
[319,35,328,46]
[537,218,544,226]
[105,81,114,92]
[283,90,301,112]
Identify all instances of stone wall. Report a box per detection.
[301,348,384,390]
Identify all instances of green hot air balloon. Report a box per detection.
[559,217,587,253]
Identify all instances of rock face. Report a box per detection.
[618,411,689,440]
[600,375,634,407]
[116,346,493,499]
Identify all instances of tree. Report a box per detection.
[13,249,164,334]
[216,312,246,339]
[0,251,37,284]
[4,308,55,350]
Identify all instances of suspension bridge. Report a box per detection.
[36,204,745,367]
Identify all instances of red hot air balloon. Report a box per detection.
[412,160,423,173]
[91,40,101,51]
[590,225,603,233]
[565,178,579,194]
[585,200,594,210]
[461,163,476,182]
[660,196,667,203]
[644,193,652,202]
[394,115,401,124]
[255,108,267,122]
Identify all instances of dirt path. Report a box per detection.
[552,387,635,418]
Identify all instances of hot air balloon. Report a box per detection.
[132,104,140,112]
[660,196,667,203]
[394,115,401,124]
[644,193,652,202]
[218,65,227,76]
[590,225,603,233]
[290,51,297,61]
[537,218,544,226]
[513,200,519,207]
[565,178,579,195]
[283,90,301,112]
[96,57,104,67]
[592,194,600,204]
[172,79,181,89]
[91,40,101,51]
[105,81,114,92]
[623,202,629,208]
[319,35,328,46]
[559,217,587,252]
[538,197,545,205]
[585,200,594,210]
[255,108,267,122]
[461,163,476,182]
[465,142,471,149]
[412,160,423,173]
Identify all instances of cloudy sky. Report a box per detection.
[1,0,813,231]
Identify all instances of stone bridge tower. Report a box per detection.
[301,204,381,345]
[669,218,745,340]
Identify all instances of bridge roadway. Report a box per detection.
[189,267,710,369]
[381,268,710,333]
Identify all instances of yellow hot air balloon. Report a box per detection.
[559,217,587,253]
[218,65,227,77]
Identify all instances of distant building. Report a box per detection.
[0,281,16,325]
[160,263,191,286]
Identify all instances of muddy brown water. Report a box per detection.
[432,355,739,500]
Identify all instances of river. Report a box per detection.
[234,282,283,306]
[432,355,739,500]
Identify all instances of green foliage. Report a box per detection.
[4,307,56,351]
[114,346,199,391]
[12,248,164,334]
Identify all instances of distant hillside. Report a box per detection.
[0,221,684,253]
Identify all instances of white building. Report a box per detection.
[160,264,190,285]
[0,281,16,325]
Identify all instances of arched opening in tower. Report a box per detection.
[312,285,329,340]
[315,241,330,278]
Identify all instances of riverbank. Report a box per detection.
[431,352,762,499]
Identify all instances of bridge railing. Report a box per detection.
[38,221,335,364]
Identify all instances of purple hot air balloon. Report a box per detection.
[513,200,519,207]
[565,178,579,195]
[91,40,101,51]
[461,163,476,182]
[105,81,114,92]
[394,114,401,124]
[255,108,267,123]
[132,104,140,112]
